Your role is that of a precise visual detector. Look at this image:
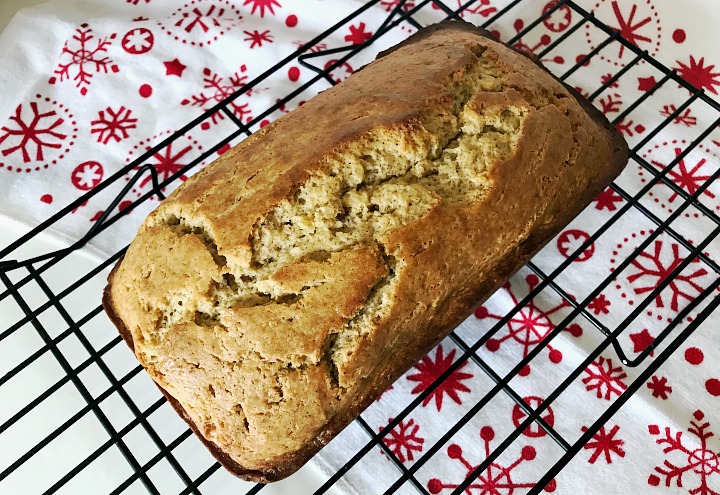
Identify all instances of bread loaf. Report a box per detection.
[104,21,627,482]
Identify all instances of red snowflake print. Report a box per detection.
[601,73,620,89]
[125,132,203,198]
[243,0,281,17]
[380,0,415,12]
[146,142,193,185]
[648,410,720,494]
[582,425,625,464]
[611,230,718,322]
[557,229,594,262]
[91,106,137,145]
[433,0,497,19]
[406,345,473,411]
[676,56,720,94]
[615,119,646,137]
[375,384,394,402]
[127,0,150,4]
[243,29,273,48]
[660,105,697,127]
[380,418,424,463]
[583,356,627,400]
[324,60,354,84]
[49,24,118,95]
[428,426,557,494]
[630,328,655,355]
[542,0,572,33]
[0,102,66,164]
[511,19,552,58]
[505,18,564,65]
[175,5,226,32]
[626,241,708,312]
[511,396,554,438]
[475,274,582,375]
[345,22,372,45]
[121,27,154,54]
[71,161,103,190]
[599,93,623,114]
[275,98,306,115]
[594,186,623,211]
[181,66,252,130]
[158,1,243,47]
[587,0,660,65]
[588,294,611,315]
[574,86,591,99]
[647,375,672,400]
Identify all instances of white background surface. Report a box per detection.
[1,1,719,494]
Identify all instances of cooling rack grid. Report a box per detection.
[1,0,719,494]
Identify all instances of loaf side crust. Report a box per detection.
[104,20,628,482]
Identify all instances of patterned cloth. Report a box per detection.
[1,1,719,494]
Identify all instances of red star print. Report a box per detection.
[164,58,187,77]
[407,345,473,411]
[675,56,720,94]
[608,1,652,57]
[345,22,372,45]
[594,187,623,211]
[243,0,281,17]
[647,375,672,399]
[588,294,611,315]
[582,425,625,464]
[638,75,657,92]
[630,329,655,355]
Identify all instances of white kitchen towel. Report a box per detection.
[1,1,719,494]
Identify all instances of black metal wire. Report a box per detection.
[1,0,720,494]
[28,267,200,495]
[527,280,720,495]
[0,271,160,495]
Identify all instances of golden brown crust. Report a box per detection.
[103,20,628,482]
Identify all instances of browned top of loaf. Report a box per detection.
[105,21,625,481]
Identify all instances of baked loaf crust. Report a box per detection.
[104,21,627,482]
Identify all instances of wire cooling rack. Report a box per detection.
[1,0,720,494]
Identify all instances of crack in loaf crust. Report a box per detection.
[103,21,628,482]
